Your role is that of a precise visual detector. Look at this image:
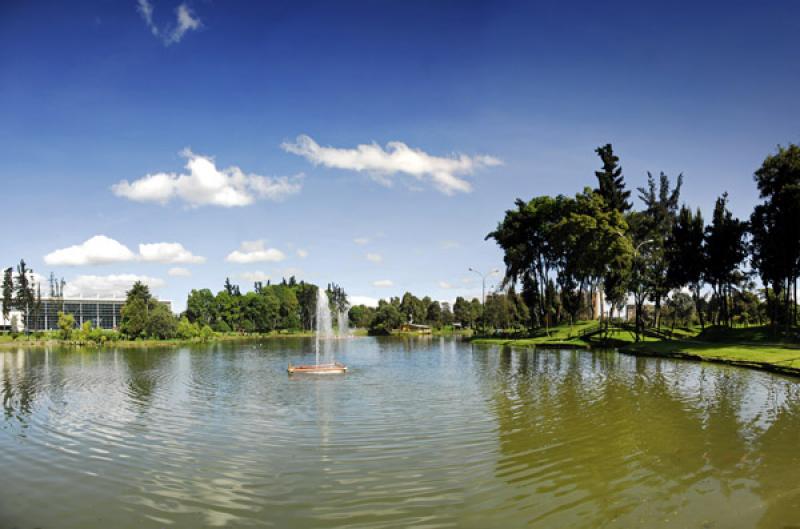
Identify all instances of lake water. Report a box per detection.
[1,337,799,528]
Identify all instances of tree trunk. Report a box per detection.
[693,284,705,330]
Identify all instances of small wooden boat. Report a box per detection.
[287,362,348,375]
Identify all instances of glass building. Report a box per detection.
[3,298,172,331]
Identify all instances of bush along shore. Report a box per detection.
[0,329,323,350]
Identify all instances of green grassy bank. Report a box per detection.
[471,322,800,378]
[0,330,324,350]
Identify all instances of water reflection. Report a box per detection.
[486,347,800,528]
[0,341,798,528]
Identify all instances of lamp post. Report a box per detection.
[469,267,498,334]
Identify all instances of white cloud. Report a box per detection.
[137,0,201,46]
[63,274,165,298]
[441,240,461,249]
[139,242,205,264]
[296,249,308,258]
[373,279,393,287]
[366,253,383,263]
[168,3,201,44]
[112,148,302,207]
[439,281,454,289]
[168,267,191,277]
[44,236,207,267]
[137,0,158,35]
[44,235,136,266]
[239,271,271,282]
[226,240,286,263]
[281,134,502,195]
[350,295,378,308]
[354,237,369,245]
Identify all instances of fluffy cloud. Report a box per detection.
[441,240,461,249]
[44,236,206,267]
[372,279,393,287]
[63,274,165,298]
[296,249,309,258]
[281,134,502,195]
[226,240,286,264]
[366,253,383,263]
[239,271,271,282]
[139,242,205,264]
[439,281,454,289]
[138,0,201,46]
[350,296,378,308]
[112,148,302,207]
[354,237,369,245]
[44,235,136,266]
[168,267,191,277]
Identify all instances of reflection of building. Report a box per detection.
[1,298,172,331]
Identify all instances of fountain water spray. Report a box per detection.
[338,307,351,339]
[315,288,334,366]
[288,287,348,374]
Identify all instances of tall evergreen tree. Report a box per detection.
[14,260,35,332]
[1,267,12,321]
[594,144,632,212]
[635,171,683,328]
[705,193,749,327]
[666,205,706,328]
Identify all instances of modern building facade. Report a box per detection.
[1,298,172,331]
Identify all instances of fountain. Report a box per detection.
[288,289,348,374]
[338,306,351,339]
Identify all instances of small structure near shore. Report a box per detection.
[398,323,432,334]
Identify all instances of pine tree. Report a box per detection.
[705,193,748,327]
[14,260,35,332]
[2,267,12,321]
[666,205,706,328]
[594,144,632,212]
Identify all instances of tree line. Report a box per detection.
[349,292,531,334]
[486,143,800,338]
[183,277,350,334]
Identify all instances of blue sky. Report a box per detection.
[1,0,798,311]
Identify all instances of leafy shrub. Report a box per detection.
[212,320,231,333]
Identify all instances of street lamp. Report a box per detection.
[469,267,499,334]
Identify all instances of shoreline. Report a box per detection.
[471,336,800,378]
[619,341,800,378]
[0,332,319,350]
[6,330,800,378]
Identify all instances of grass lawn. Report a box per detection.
[471,321,601,347]
[472,323,800,377]
[622,339,800,375]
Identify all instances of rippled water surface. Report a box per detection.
[2,337,800,528]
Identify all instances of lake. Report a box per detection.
[1,337,799,528]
